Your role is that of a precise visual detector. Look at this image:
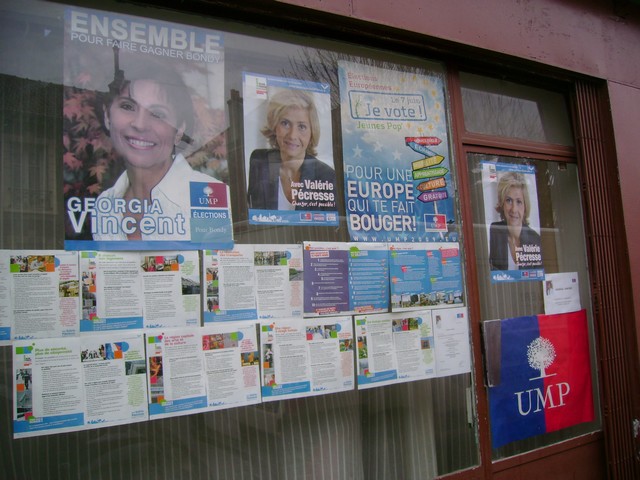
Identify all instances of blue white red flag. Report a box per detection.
[485,310,594,448]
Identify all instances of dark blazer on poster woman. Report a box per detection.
[489,220,542,270]
[247,148,337,211]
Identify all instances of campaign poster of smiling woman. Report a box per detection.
[242,72,338,226]
[63,7,233,250]
[481,161,544,283]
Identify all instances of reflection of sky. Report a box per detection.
[462,89,545,142]
[1,2,68,83]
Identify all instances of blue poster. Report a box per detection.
[389,242,464,311]
[303,242,390,316]
[338,61,456,242]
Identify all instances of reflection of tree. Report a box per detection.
[461,87,546,141]
[527,337,556,378]
[282,48,405,110]
[283,48,342,109]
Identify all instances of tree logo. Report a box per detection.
[527,337,557,380]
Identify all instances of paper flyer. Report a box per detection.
[543,272,581,314]
[146,323,261,418]
[0,252,10,344]
[13,337,85,437]
[338,60,456,243]
[80,332,148,428]
[1,250,80,341]
[432,306,471,377]
[481,161,544,283]
[389,242,464,311]
[146,328,208,419]
[348,242,390,313]
[201,322,261,410]
[242,72,338,226]
[254,244,304,319]
[203,246,258,322]
[80,251,143,332]
[63,7,233,251]
[260,316,354,401]
[303,241,390,316]
[140,251,201,328]
[355,311,435,390]
[13,332,148,438]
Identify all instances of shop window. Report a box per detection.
[0,1,478,479]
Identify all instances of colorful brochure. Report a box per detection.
[260,316,354,401]
[1,250,80,342]
[13,333,148,438]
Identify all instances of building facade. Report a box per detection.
[1,0,639,478]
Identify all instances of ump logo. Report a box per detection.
[515,336,569,416]
[200,185,219,206]
[190,181,228,209]
[527,337,556,380]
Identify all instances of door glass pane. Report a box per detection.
[466,152,600,459]
[460,73,574,146]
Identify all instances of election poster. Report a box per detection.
[338,61,455,242]
[481,162,544,283]
[243,72,338,226]
[63,7,233,251]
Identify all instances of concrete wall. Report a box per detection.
[279,0,640,358]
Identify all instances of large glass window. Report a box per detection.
[0,1,478,479]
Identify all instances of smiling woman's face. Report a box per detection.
[502,186,526,227]
[274,106,311,162]
[106,79,184,171]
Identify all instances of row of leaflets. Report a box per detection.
[13,307,471,438]
[0,242,463,344]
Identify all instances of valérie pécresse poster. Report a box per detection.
[242,72,338,226]
[481,162,544,283]
[338,61,455,243]
[63,8,233,251]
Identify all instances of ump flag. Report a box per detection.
[485,310,594,448]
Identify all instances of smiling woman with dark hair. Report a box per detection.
[93,57,225,242]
